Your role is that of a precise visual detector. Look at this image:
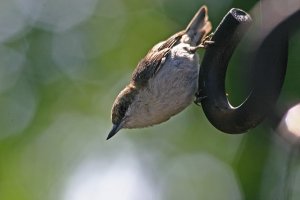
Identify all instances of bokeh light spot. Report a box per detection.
[0,81,37,138]
[285,104,300,136]
[160,153,243,200]
[0,46,25,94]
[0,0,27,42]
[63,157,156,200]
[17,0,98,32]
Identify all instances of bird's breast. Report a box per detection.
[126,44,200,128]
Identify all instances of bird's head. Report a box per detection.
[107,84,138,140]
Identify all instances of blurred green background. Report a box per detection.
[0,0,299,199]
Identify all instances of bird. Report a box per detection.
[107,5,212,140]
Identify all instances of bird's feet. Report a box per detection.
[194,90,207,106]
[185,33,214,53]
[201,32,214,48]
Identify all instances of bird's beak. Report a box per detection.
[106,123,122,140]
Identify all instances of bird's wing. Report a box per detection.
[131,31,185,87]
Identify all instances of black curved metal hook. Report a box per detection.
[197,7,300,134]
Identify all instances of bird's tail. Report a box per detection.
[184,5,212,46]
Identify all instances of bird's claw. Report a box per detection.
[201,32,215,48]
[184,32,215,53]
[194,91,207,106]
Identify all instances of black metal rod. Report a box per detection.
[198,8,300,133]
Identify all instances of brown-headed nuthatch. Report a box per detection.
[107,5,212,140]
